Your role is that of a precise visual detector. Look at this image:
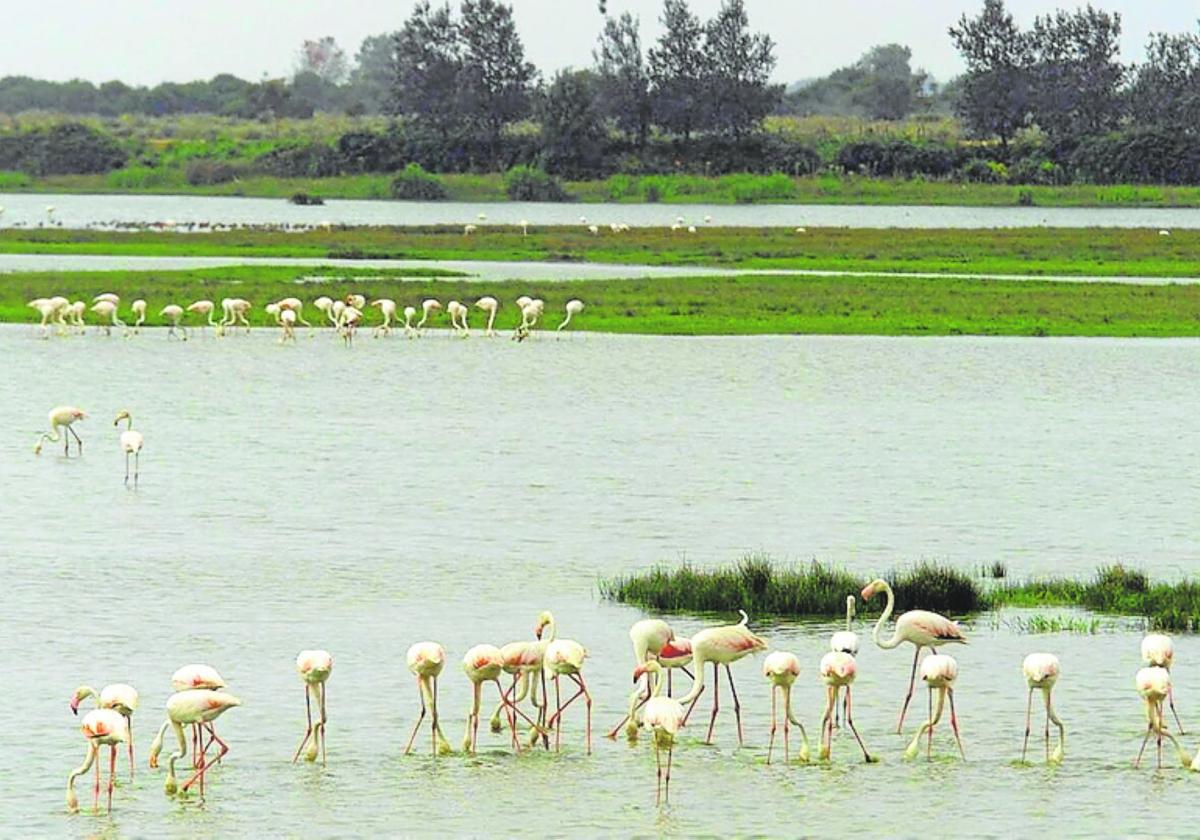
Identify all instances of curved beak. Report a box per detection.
[69,696,80,715]
[534,625,544,640]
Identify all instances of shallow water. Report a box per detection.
[3,327,1199,837]
[5,191,1200,229]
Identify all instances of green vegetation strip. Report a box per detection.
[3,226,1200,279]
[7,266,1200,337]
[599,558,1200,632]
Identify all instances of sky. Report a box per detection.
[2,1,1196,86]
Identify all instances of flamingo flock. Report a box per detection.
[26,291,585,343]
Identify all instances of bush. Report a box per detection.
[504,165,570,201]
[106,166,175,189]
[185,159,243,185]
[390,163,447,200]
[0,122,126,175]
[337,129,403,173]
[289,192,325,205]
[0,169,31,188]
[1009,158,1064,186]
[959,158,1005,183]
[725,172,797,203]
[254,143,342,178]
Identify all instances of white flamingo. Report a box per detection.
[475,296,499,337]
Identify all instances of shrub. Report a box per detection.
[106,166,174,189]
[337,129,403,173]
[725,172,797,203]
[0,122,126,175]
[959,158,1004,183]
[289,192,325,205]
[185,159,243,185]
[254,143,342,178]
[1010,158,1064,186]
[0,169,31,188]
[390,163,448,200]
[504,165,570,201]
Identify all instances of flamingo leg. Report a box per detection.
[204,723,225,763]
[404,676,427,755]
[948,689,965,759]
[1043,690,1051,762]
[1021,686,1034,762]
[705,663,720,744]
[319,681,328,765]
[927,688,934,760]
[107,745,116,813]
[819,686,835,760]
[554,675,562,752]
[127,716,135,781]
[93,748,100,811]
[293,684,313,763]
[1135,717,1154,767]
[896,646,921,733]
[125,451,130,486]
[845,686,872,763]
[665,744,674,803]
[725,664,744,746]
[69,424,83,456]
[782,689,791,763]
[767,685,778,765]
[1168,686,1186,735]
[654,741,663,807]
[181,729,229,794]
[577,674,593,754]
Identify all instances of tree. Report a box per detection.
[593,12,649,146]
[458,0,537,154]
[538,69,606,177]
[296,37,349,85]
[647,0,706,140]
[948,0,1033,147]
[393,2,463,135]
[350,33,399,114]
[783,43,930,119]
[702,0,782,138]
[1029,6,1125,140]
[1129,29,1200,130]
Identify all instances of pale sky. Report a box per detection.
[3,1,1196,86]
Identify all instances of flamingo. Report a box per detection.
[488,612,557,749]
[543,638,592,753]
[556,299,584,334]
[90,300,124,335]
[277,297,311,327]
[160,304,186,339]
[265,302,282,324]
[416,299,442,334]
[67,300,87,332]
[678,610,767,745]
[129,299,147,333]
[28,297,66,338]
[66,709,128,814]
[1021,653,1065,764]
[34,405,86,456]
[819,651,873,762]
[762,651,810,765]
[279,309,298,343]
[461,644,522,753]
[313,296,335,327]
[371,299,397,337]
[170,664,227,767]
[346,293,366,311]
[518,219,529,237]
[861,578,967,733]
[113,410,144,487]
[464,224,477,235]
[220,298,251,334]
[403,305,418,338]
[70,684,139,780]
[93,292,119,306]
[404,642,452,756]
[293,650,332,765]
[903,654,965,761]
[475,296,499,337]
[339,306,362,345]
[1142,634,1185,733]
[633,660,685,806]
[148,690,242,797]
[608,618,674,739]
[446,300,466,336]
[830,595,859,654]
[1135,666,1192,768]
[186,300,220,333]
[513,299,544,342]
[588,224,599,236]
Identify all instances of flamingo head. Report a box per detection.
[534,611,553,639]
[113,409,130,426]
[847,595,857,618]
[69,685,94,715]
[633,660,662,683]
[71,409,87,422]
[860,579,887,601]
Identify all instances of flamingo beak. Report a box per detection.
[69,696,80,715]
[534,625,544,640]
[860,584,874,600]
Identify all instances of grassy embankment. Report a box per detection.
[599,557,1200,631]
[3,226,1200,279]
[7,263,1200,337]
[5,170,1200,207]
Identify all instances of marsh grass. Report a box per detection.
[1002,614,1102,634]
[601,557,1200,630]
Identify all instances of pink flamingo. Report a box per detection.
[608,619,674,739]
[461,644,522,753]
[489,612,557,749]
[1135,666,1192,769]
[70,684,139,780]
[1021,653,1065,764]
[404,642,452,756]
[1142,634,1185,733]
[148,690,242,798]
[34,406,86,456]
[170,664,227,768]
[634,660,685,806]
[543,638,592,753]
[903,653,965,761]
[678,610,767,745]
[66,709,128,813]
[819,651,873,762]
[762,651,810,764]
[293,650,332,765]
[861,578,967,732]
[618,636,695,741]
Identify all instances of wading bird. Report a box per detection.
[371,299,397,337]
[313,296,335,326]
[70,684,139,781]
[1135,666,1192,769]
[1142,634,1185,734]
[403,306,418,338]
[93,292,119,306]
[762,651,810,765]
[186,300,220,334]
[543,638,592,753]
[557,299,584,334]
[462,644,520,753]
[1021,653,1065,764]
[220,298,251,334]
[129,299,147,333]
[405,642,453,756]
[416,299,442,334]
[678,610,767,745]
[293,650,332,765]
[819,651,873,762]
[609,619,674,740]
[66,709,128,814]
[28,297,66,338]
[34,405,86,456]
[148,690,242,798]
[160,304,186,339]
[903,654,965,761]
[474,296,499,337]
[861,578,967,733]
[113,410,143,486]
[170,664,227,768]
[279,309,297,343]
[90,300,124,335]
[634,660,684,806]
[277,297,311,327]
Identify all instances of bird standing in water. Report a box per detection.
[904,654,965,761]
[113,410,143,486]
[1142,634,1185,734]
[405,642,453,756]
[34,406,86,456]
[634,660,685,806]
[70,683,139,780]
[678,610,767,745]
[762,651,810,764]
[1021,653,1065,764]
[148,689,242,798]
[293,650,332,765]
[66,709,128,814]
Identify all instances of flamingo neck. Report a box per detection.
[872,582,902,649]
[678,658,708,706]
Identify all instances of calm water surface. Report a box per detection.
[2,328,1199,837]
[5,191,1200,229]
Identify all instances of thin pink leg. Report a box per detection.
[897,646,921,733]
[107,745,116,813]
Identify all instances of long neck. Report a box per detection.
[783,684,801,726]
[543,616,557,643]
[487,310,496,331]
[557,313,572,331]
[872,583,901,649]
[845,601,853,632]
[66,741,98,805]
[678,658,708,705]
[123,417,133,431]
[649,667,664,699]
[78,686,98,709]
